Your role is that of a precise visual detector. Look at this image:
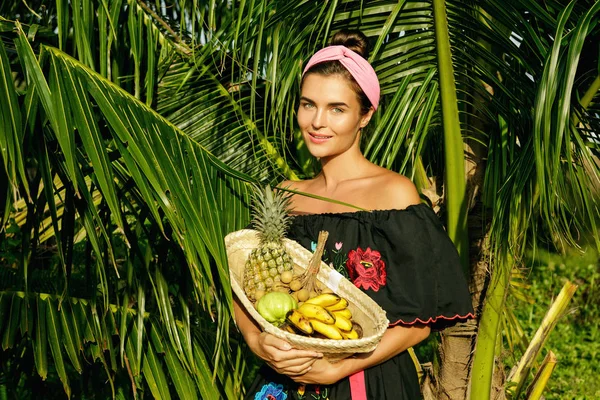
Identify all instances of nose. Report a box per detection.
[311,108,326,129]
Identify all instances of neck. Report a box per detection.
[318,136,368,192]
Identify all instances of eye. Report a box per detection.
[332,107,344,113]
[301,102,314,109]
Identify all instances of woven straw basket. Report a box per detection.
[225,229,389,362]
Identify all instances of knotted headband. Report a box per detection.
[303,45,380,110]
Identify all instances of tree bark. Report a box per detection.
[438,320,478,399]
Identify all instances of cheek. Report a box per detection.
[331,117,358,134]
[297,110,311,128]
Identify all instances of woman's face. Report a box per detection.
[297,74,373,159]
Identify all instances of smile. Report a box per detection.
[308,132,333,144]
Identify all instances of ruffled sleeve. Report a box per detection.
[374,204,474,330]
[287,203,474,331]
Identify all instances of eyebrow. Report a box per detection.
[299,96,349,108]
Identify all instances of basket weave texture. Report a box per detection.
[225,229,389,362]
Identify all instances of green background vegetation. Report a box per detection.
[503,246,600,399]
[1,0,599,399]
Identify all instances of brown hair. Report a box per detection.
[302,29,373,115]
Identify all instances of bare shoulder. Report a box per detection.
[372,170,421,210]
[277,179,308,192]
[277,179,311,210]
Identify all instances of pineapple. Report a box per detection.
[244,185,294,302]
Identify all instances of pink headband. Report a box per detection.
[303,45,380,110]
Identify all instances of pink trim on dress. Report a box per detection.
[388,312,476,327]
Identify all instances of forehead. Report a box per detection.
[301,74,360,105]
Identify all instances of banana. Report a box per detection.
[305,293,341,308]
[297,303,336,325]
[352,322,363,338]
[286,310,313,335]
[340,328,359,340]
[310,320,343,340]
[334,315,353,332]
[332,308,352,320]
[326,298,348,312]
[280,322,297,334]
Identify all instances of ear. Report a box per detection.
[360,107,375,128]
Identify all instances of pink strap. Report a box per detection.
[349,370,367,400]
[303,45,380,110]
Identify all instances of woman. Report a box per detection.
[234,29,474,400]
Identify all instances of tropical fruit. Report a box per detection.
[284,293,363,340]
[285,309,313,335]
[256,292,298,326]
[244,219,363,341]
[243,185,295,301]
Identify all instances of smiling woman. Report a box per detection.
[233,29,474,400]
[297,74,372,158]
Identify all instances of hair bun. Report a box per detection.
[330,29,370,59]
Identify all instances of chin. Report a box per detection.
[303,138,333,157]
[307,149,328,159]
[303,143,329,157]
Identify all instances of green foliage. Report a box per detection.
[504,246,600,399]
[1,0,599,398]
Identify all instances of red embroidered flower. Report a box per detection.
[346,247,387,291]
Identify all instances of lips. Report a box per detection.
[307,132,333,144]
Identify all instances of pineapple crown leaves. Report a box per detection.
[250,184,294,244]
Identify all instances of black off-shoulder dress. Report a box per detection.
[245,203,474,400]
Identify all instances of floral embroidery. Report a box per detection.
[309,239,348,278]
[295,384,329,400]
[255,382,287,400]
[346,247,387,291]
[330,241,349,278]
[310,385,329,399]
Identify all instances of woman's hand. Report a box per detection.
[292,324,431,385]
[233,297,323,376]
[290,358,344,385]
[253,332,323,377]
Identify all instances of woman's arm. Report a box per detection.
[233,296,323,376]
[291,323,431,385]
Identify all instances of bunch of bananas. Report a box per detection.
[282,294,363,340]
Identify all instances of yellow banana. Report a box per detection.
[332,309,352,320]
[305,293,341,308]
[286,310,313,335]
[310,320,343,340]
[326,298,348,312]
[334,315,353,332]
[340,328,359,340]
[297,303,336,325]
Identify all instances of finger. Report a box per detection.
[290,368,315,383]
[266,354,315,368]
[283,347,323,359]
[261,333,293,351]
[269,358,317,376]
[276,363,314,378]
[272,356,317,370]
[287,363,312,377]
[268,349,322,364]
[286,365,313,378]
